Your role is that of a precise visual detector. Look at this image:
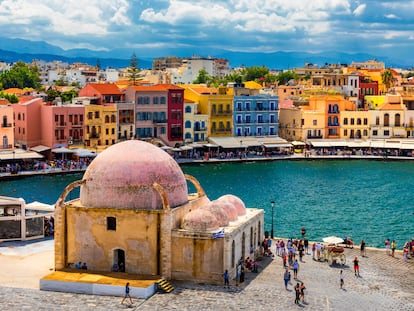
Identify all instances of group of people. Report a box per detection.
[75,261,88,270]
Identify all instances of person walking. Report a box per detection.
[121,282,133,305]
[360,240,366,257]
[391,240,396,257]
[353,257,360,276]
[299,282,306,303]
[283,269,290,290]
[385,238,391,255]
[339,270,345,289]
[293,259,299,279]
[223,269,230,288]
[294,283,301,305]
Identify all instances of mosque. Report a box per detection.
[41,140,263,297]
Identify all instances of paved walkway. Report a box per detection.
[0,244,413,310]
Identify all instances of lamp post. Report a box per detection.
[271,200,275,239]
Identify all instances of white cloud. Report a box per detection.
[353,4,366,16]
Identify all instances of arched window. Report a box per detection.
[111,115,116,123]
[333,104,339,113]
[185,132,191,139]
[334,116,338,125]
[384,113,390,126]
[395,114,401,126]
[185,106,192,113]
[185,121,191,128]
[241,232,246,259]
[105,115,110,123]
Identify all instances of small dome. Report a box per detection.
[217,195,246,216]
[80,140,188,209]
[202,201,229,227]
[210,200,238,221]
[182,209,220,231]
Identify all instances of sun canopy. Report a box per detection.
[322,236,344,244]
[51,147,76,153]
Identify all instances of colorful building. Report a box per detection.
[125,84,184,146]
[183,99,208,143]
[84,104,117,150]
[13,97,43,149]
[78,83,125,105]
[0,100,14,150]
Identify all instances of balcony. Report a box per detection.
[1,123,12,128]
[89,133,100,139]
[153,119,168,124]
[307,134,323,139]
[71,122,83,127]
[194,127,207,132]
[211,128,232,134]
[211,110,232,116]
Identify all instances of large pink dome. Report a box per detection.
[217,195,246,216]
[80,140,188,209]
[181,209,220,231]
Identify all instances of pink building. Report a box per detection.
[13,96,43,149]
[78,83,125,105]
[41,103,85,148]
[0,99,14,150]
[125,84,184,146]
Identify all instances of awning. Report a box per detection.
[309,141,332,148]
[71,148,97,157]
[51,147,76,153]
[30,145,51,152]
[370,141,385,148]
[400,144,414,150]
[263,143,292,148]
[384,142,401,149]
[347,141,371,148]
[25,201,54,212]
[180,145,193,151]
[291,141,306,146]
[0,151,44,160]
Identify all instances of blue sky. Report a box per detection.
[0,0,413,59]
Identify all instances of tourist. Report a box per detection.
[339,270,344,289]
[294,283,301,305]
[299,282,306,303]
[301,227,306,238]
[403,244,409,262]
[75,261,81,269]
[111,263,119,272]
[353,257,360,276]
[121,282,133,305]
[360,240,366,257]
[223,269,229,288]
[304,238,309,255]
[293,259,299,279]
[385,238,391,255]
[316,242,322,261]
[282,251,287,268]
[81,262,88,270]
[312,243,316,259]
[298,240,304,262]
[283,269,290,290]
[391,240,396,257]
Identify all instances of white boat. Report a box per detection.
[0,196,54,242]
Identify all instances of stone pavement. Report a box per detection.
[0,246,413,311]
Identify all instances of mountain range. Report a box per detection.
[0,37,412,70]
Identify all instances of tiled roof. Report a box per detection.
[89,83,123,95]
[378,103,405,110]
[0,98,10,105]
[3,88,25,95]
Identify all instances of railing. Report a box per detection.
[211,110,233,116]
[211,128,232,134]
[153,119,168,124]
[307,135,323,139]
[55,122,66,127]
[1,123,12,128]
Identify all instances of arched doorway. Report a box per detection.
[114,249,125,272]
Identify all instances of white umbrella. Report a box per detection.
[322,236,344,244]
[160,146,172,150]
[180,145,193,151]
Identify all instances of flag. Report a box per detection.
[212,229,225,239]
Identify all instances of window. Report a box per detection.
[384,114,389,126]
[343,118,348,125]
[357,119,361,125]
[160,97,166,104]
[364,118,368,125]
[376,116,380,125]
[107,217,116,230]
[350,118,355,125]
[153,97,159,105]
[395,114,401,126]
[95,111,100,118]
[373,130,378,136]
[185,121,191,128]
[344,129,348,136]
[312,120,317,126]
[185,106,192,113]
[384,130,390,136]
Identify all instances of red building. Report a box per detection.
[78,83,125,105]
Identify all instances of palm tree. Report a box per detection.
[381,70,394,92]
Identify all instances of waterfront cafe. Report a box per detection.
[208,136,292,156]
[0,196,54,242]
[0,149,44,173]
[306,139,414,156]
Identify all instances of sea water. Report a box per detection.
[1,160,413,248]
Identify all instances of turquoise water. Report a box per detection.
[1,161,413,248]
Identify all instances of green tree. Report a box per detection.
[46,89,61,101]
[242,66,269,81]
[128,53,141,86]
[275,71,299,85]
[0,92,19,103]
[193,69,211,84]
[0,61,41,90]
[381,70,394,90]
[61,89,78,102]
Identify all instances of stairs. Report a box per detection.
[157,278,174,293]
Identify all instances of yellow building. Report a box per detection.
[0,100,14,151]
[365,95,385,109]
[44,140,263,298]
[182,85,234,137]
[84,104,117,150]
[183,99,208,143]
[340,110,370,139]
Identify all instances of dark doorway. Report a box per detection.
[114,249,125,272]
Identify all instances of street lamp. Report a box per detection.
[270,200,275,239]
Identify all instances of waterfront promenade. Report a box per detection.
[0,239,413,311]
